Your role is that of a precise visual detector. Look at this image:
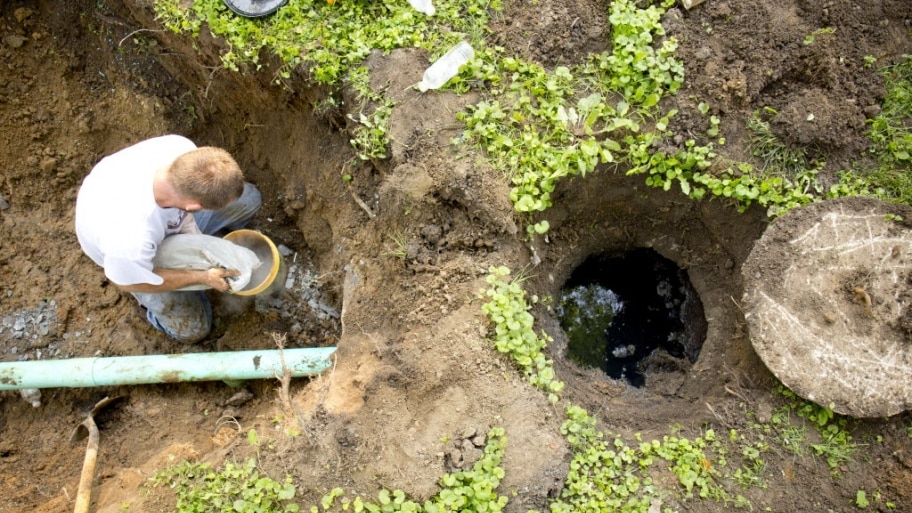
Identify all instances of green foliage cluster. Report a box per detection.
[802,27,835,46]
[154,0,498,166]
[776,387,858,473]
[454,0,852,225]
[545,405,738,513]
[457,0,682,233]
[543,384,882,513]
[855,488,898,510]
[593,0,684,102]
[154,0,497,85]
[861,54,912,197]
[548,405,661,513]
[149,457,299,513]
[625,110,820,217]
[151,428,508,513]
[312,427,508,513]
[347,66,396,161]
[746,109,807,176]
[480,266,564,403]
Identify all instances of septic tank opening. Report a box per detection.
[557,248,707,387]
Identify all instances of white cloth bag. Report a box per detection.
[152,234,261,292]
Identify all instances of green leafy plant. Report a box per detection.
[456,0,681,233]
[856,490,870,509]
[747,110,807,176]
[312,427,509,513]
[154,0,498,85]
[545,405,736,513]
[803,27,835,46]
[867,55,912,178]
[480,266,564,403]
[547,405,659,513]
[154,0,500,167]
[346,66,396,162]
[776,387,857,473]
[149,458,299,513]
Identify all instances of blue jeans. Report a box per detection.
[133,183,261,342]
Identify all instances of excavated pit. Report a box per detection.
[557,248,706,388]
[532,167,770,420]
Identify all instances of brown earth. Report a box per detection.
[1,1,911,512]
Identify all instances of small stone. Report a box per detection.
[20,388,41,407]
[225,389,254,407]
[39,158,57,173]
[755,402,773,424]
[3,35,27,48]
[14,7,33,22]
[277,244,294,257]
[447,448,463,466]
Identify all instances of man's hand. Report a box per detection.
[206,267,240,292]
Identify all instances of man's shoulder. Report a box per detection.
[87,135,197,178]
[125,134,197,154]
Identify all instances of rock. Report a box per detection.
[224,389,254,407]
[3,35,27,49]
[755,401,773,424]
[39,158,57,173]
[19,388,41,407]
[13,7,33,23]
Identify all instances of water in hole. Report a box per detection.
[557,248,705,387]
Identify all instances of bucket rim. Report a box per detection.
[223,229,281,296]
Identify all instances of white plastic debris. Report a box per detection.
[20,388,41,407]
[418,41,474,92]
[407,0,435,15]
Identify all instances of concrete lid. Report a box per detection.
[742,197,912,418]
[223,0,287,17]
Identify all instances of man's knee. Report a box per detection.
[136,291,212,343]
[165,315,212,344]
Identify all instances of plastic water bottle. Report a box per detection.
[418,41,475,92]
[407,0,435,15]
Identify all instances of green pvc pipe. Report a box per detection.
[0,347,336,390]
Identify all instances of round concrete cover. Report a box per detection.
[742,197,912,418]
[223,0,287,17]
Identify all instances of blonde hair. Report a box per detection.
[168,147,245,209]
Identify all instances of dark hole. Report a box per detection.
[557,248,706,387]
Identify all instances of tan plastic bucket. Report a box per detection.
[223,229,286,296]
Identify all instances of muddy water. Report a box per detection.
[557,248,706,387]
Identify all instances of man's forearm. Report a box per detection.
[118,268,212,293]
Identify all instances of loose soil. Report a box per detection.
[1,1,911,512]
